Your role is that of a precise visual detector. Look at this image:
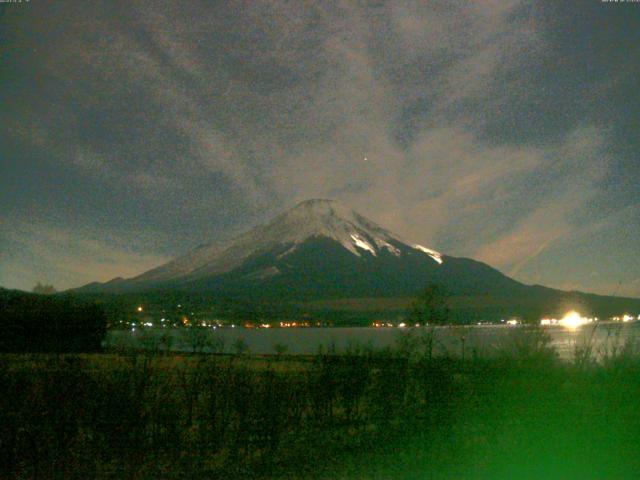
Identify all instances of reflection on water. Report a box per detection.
[106,322,640,360]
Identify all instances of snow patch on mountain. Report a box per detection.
[350,234,377,256]
[244,266,281,281]
[277,244,298,259]
[374,238,401,256]
[413,244,443,264]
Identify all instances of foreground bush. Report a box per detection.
[1,340,640,478]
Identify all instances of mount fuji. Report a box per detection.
[79,199,521,297]
[77,199,640,320]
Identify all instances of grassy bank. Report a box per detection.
[2,328,640,479]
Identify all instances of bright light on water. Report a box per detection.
[558,311,591,330]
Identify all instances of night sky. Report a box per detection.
[1,0,639,297]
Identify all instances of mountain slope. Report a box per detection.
[78,199,520,298]
[134,198,443,283]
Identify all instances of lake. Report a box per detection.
[105,321,640,361]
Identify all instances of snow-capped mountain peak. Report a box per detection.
[128,198,444,285]
[240,199,404,258]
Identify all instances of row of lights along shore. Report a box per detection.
[130,305,639,331]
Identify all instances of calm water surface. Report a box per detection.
[106,322,640,360]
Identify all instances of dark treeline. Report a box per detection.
[0,288,107,353]
[2,329,640,479]
[74,286,640,328]
[77,290,408,328]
